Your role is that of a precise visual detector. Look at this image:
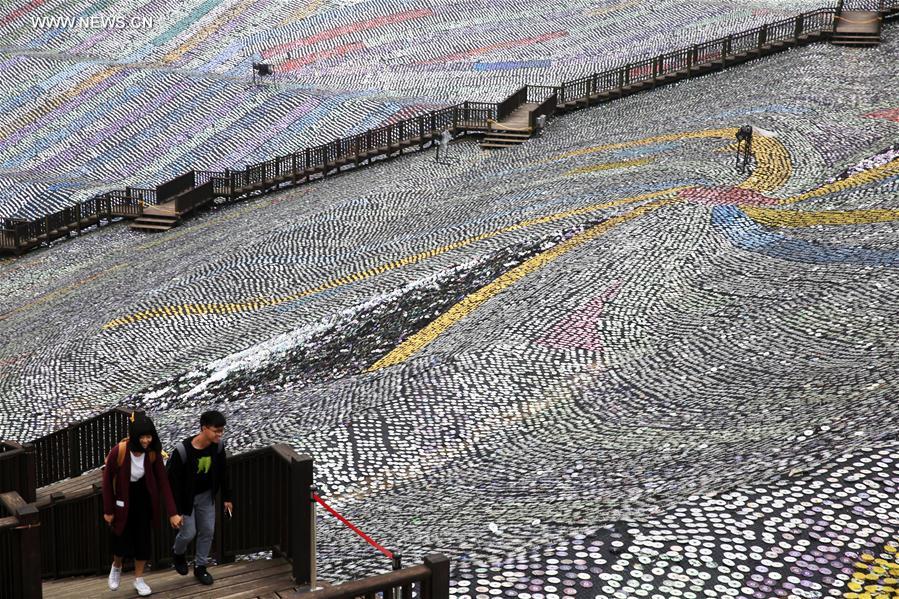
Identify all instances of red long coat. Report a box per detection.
[101,443,177,536]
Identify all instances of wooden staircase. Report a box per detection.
[480,126,532,149]
[130,204,179,232]
[480,102,537,149]
[832,10,882,46]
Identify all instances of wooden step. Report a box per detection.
[481,140,526,147]
[142,205,177,217]
[130,214,179,232]
[130,222,176,232]
[132,216,177,225]
[832,39,880,45]
[480,142,527,149]
[484,131,530,139]
[481,134,528,141]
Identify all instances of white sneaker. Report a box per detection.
[133,578,152,596]
[108,565,121,590]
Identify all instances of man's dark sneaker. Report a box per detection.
[172,553,188,576]
[194,565,214,585]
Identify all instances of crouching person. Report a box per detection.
[167,410,233,585]
[102,414,182,596]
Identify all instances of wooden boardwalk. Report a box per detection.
[42,557,312,599]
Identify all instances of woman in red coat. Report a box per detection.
[101,414,182,596]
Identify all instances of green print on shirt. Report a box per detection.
[197,456,212,474]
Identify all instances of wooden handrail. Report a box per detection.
[297,565,430,598]
[294,554,449,599]
[24,406,140,487]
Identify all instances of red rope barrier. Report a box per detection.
[312,493,394,559]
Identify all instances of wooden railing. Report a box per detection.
[156,170,196,203]
[38,443,315,584]
[29,407,137,488]
[497,86,528,121]
[296,554,450,599]
[0,442,37,503]
[195,170,230,197]
[530,93,558,131]
[0,491,41,599]
[0,186,159,254]
[5,2,896,257]
[173,179,213,213]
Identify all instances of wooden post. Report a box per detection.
[759,24,767,47]
[1,492,41,598]
[213,485,229,565]
[17,502,41,599]
[424,554,449,599]
[290,456,314,585]
[624,63,631,85]
[22,444,36,504]
[67,422,81,479]
[91,483,106,574]
[794,14,804,38]
[46,492,63,578]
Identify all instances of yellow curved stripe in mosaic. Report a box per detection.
[564,157,652,176]
[161,0,257,64]
[546,128,738,162]
[743,206,899,228]
[0,67,119,140]
[101,189,680,330]
[736,135,791,193]
[783,159,899,205]
[366,195,680,372]
[844,543,899,598]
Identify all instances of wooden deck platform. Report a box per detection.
[42,557,312,599]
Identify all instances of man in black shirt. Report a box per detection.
[166,410,233,585]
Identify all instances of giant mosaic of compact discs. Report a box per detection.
[2,18,899,599]
[1,0,818,217]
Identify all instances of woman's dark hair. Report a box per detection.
[127,414,162,454]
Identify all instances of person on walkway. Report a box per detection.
[167,410,233,586]
[102,414,182,596]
